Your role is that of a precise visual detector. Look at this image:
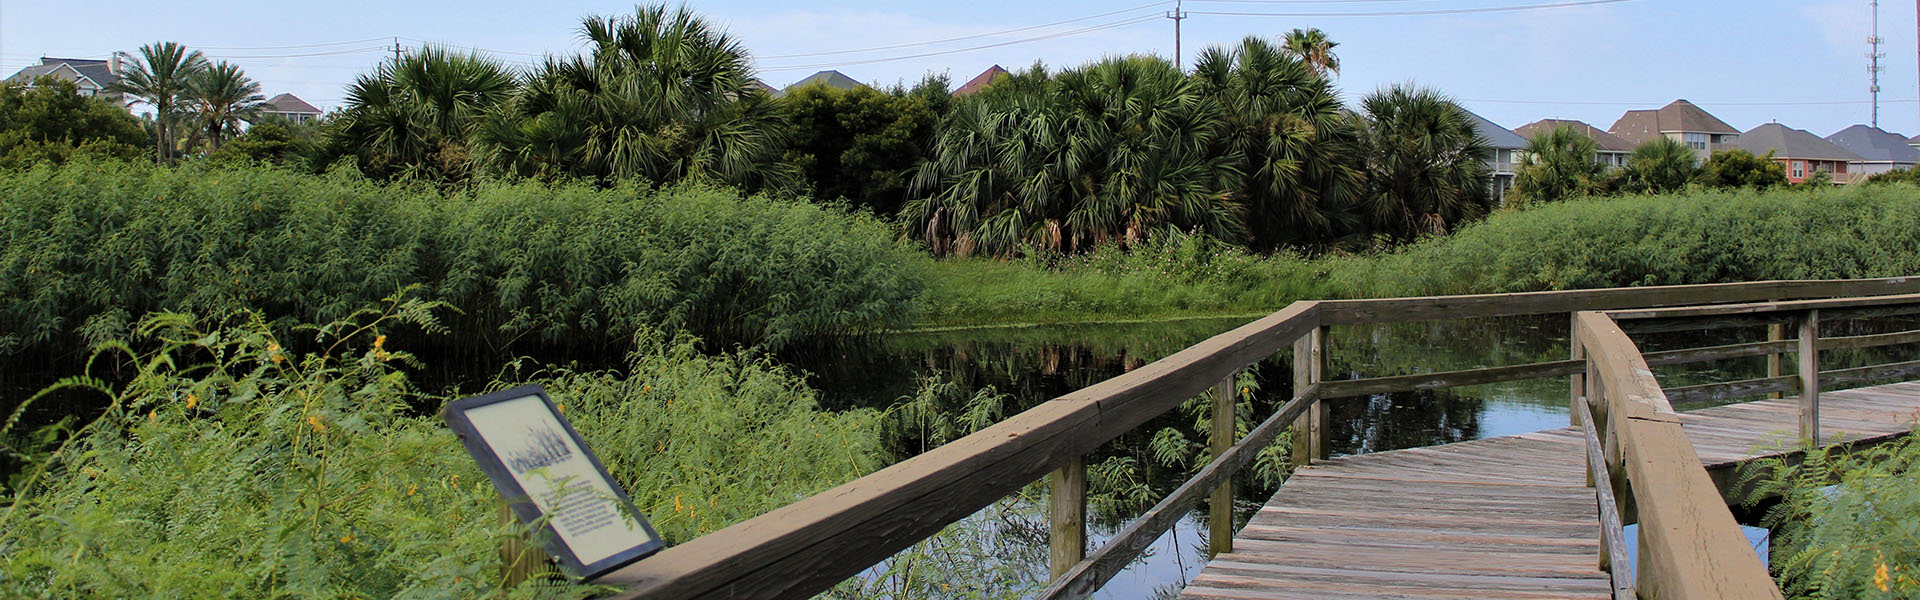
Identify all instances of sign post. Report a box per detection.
[444,384,664,580]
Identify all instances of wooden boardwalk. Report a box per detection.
[1180,382,1920,600]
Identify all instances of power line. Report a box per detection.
[1464,98,1920,107]
[757,1,1170,59]
[758,13,1161,72]
[190,37,393,51]
[1190,0,1634,17]
[204,46,391,60]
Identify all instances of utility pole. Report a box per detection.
[1870,0,1885,128]
[1168,0,1188,70]
[392,37,406,64]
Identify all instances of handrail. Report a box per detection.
[601,277,1920,600]
[1574,394,1633,599]
[1574,311,1783,599]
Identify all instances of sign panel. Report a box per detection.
[444,384,663,579]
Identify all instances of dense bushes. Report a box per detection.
[0,303,883,597]
[1333,184,1920,297]
[0,159,924,356]
[918,183,1920,327]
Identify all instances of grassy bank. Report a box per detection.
[916,184,1920,328]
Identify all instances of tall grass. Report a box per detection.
[0,299,883,598]
[918,185,1920,328]
[0,159,924,358]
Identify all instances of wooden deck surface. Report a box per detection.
[1179,382,1920,600]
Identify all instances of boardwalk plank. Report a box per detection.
[1178,383,1920,599]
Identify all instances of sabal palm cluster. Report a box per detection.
[320,5,1493,254]
[109,42,267,159]
[909,39,1486,257]
[477,4,795,190]
[329,46,517,181]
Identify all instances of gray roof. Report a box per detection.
[1461,108,1527,149]
[263,93,321,115]
[1736,123,1862,161]
[1825,124,1920,164]
[784,70,866,93]
[1513,119,1635,153]
[6,57,120,89]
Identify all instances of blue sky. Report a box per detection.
[4,1,1914,137]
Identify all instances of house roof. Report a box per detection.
[1607,99,1739,144]
[953,65,1009,96]
[1461,108,1527,149]
[1512,119,1635,153]
[262,93,321,115]
[1735,123,1862,162]
[784,70,865,93]
[1826,124,1920,164]
[745,78,776,94]
[8,56,124,92]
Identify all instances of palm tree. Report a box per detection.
[1511,125,1605,205]
[1281,28,1340,77]
[330,46,517,180]
[185,61,266,151]
[909,57,1239,256]
[1193,35,1363,250]
[108,42,208,162]
[478,4,795,189]
[1620,137,1698,194]
[1355,84,1493,241]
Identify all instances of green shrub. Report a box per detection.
[0,159,924,355]
[0,300,882,598]
[1745,428,1920,598]
[1329,184,1920,298]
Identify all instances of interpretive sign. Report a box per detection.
[444,384,663,579]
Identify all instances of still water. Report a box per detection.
[785,313,1833,598]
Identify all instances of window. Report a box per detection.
[1792,161,1805,179]
[1684,133,1708,150]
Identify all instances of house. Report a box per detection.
[1826,124,1920,178]
[745,79,777,95]
[782,70,866,95]
[257,93,322,124]
[953,65,1009,96]
[1461,108,1528,205]
[1512,119,1634,168]
[5,56,128,108]
[1735,123,1860,184]
[1607,99,1740,163]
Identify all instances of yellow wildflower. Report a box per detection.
[307,415,325,433]
[373,335,386,350]
[339,533,355,544]
[642,384,651,394]
[1877,560,1892,592]
[557,403,565,415]
[185,394,199,410]
[673,495,682,513]
[656,441,665,453]
[407,483,418,496]
[147,410,156,422]
[268,342,284,364]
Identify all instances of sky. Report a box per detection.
[4,0,1917,137]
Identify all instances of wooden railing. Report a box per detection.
[598,277,1920,600]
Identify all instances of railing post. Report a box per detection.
[1766,322,1786,399]
[1570,313,1585,427]
[1208,374,1237,557]
[1048,457,1086,581]
[1291,326,1328,466]
[1798,309,1820,442]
